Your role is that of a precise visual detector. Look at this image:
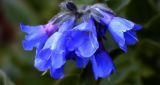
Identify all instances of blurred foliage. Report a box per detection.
[0,0,160,85]
[0,70,15,85]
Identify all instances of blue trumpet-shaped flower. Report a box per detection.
[91,50,115,80]
[20,22,58,52]
[93,7,142,52]
[20,1,141,80]
[35,17,75,78]
[104,17,141,52]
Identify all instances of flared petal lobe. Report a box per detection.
[34,46,51,71]
[20,22,58,51]
[102,17,142,52]
[71,19,99,57]
[50,67,64,79]
[124,31,138,45]
[66,23,89,51]
[38,32,66,69]
[96,7,142,52]
[34,57,51,71]
[91,51,115,80]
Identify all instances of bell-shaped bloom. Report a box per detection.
[106,17,141,52]
[34,17,75,79]
[91,50,115,80]
[94,8,142,52]
[67,18,99,57]
[20,22,58,52]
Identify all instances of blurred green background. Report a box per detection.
[0,0,160,85]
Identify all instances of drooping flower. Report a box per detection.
[20,22,58,52]
[91,50,115,80]
[35,17,75,78]
[91,5,142,52]
[20,1,142,80]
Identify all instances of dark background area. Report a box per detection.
[0,0,160,85]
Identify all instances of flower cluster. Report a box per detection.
[20,1,142,80]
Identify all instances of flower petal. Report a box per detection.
[39,32,67,69]
[34,49,52,71]
[51,51,66,69]
[50,67,64,79]
[38,48,52,60]
[34,57,51,71]
[22,35,47,51]
[106,17,138,52]
[124,31,138,45]
[91,51,115,80]
[95,8,114,25]
[38,18,75,69]
[110,17,135,30]
[66,28,88,51]
[76,32,99,57]
[133,24,142,30]
[20,23,57,51]
[76,57,89,68]
[75,19,99,57]
[58,17,75,32]
[42,32,65,50]
[20,23,43,34]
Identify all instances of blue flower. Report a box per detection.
[20,1,141,80]
[65,17,115,79]
[91,50,115,80]
[104,17,141,52]
[93,7,142,52]
[35,17,75,79]
[20,22,58,52]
